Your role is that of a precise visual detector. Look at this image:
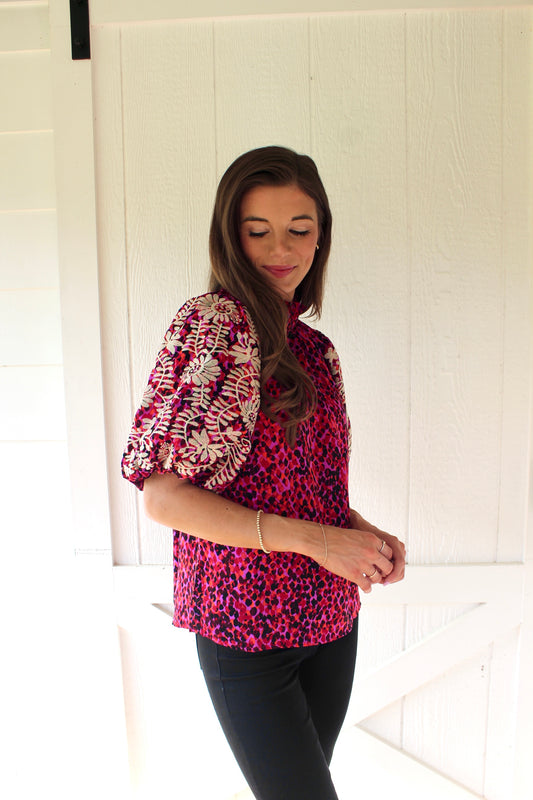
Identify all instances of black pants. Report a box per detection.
[196,620,358,800]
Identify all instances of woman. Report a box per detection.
[122,146,406,800]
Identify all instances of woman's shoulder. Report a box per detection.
[169,290,256,336]
[295,316,336,353]
[295,318,345,382]
[161,291,260,372]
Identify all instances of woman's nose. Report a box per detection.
[270,234,291,256]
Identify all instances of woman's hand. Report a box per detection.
[375,530,406,586]
[320,526,392,593]
[316,509,406,593]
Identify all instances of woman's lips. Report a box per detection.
[263,265,296,277]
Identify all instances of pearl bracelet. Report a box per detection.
[256,509,271,554]
[256,510,327,567]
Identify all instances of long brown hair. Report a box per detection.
[208,146,332,445]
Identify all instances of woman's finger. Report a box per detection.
[373,552,393,577]
[359,573,374,593]
[377,539,393,560]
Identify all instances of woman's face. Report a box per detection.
[239,184,319,302]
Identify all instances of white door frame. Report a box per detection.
[49,0,130,793]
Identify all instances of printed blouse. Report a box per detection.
[122,291,360,651]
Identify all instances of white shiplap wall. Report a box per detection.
[92,7,532,799]
[0,3,70,796]
[0,3,128,799]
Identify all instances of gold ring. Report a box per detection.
[367,567,378,579]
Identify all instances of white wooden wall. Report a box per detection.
[0,1,524,798]
[91,6,533,799]
[0,4,70,795]
[92,8,533,800]
[0,3,128,799]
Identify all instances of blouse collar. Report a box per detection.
[287,300,303,331]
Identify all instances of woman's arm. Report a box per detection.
[144,472,401,593]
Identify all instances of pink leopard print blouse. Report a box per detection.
[122,291,360,651]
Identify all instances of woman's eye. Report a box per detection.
[246,228,311,238]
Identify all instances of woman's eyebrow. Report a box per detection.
[241,214,315,223]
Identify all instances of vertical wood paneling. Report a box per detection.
[92,25,139,566]
[0,51,52,131]
[311,11,410,543]
[311,13,409,749]
[121,20,216,370]
[407,10,503,565]
[120,21,217,563]
[91,7,533,798]
[404,11,506,790]
[214,16,311,172]
[486,11,533,798]
[497,8,533,563]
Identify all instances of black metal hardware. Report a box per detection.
[70,0,91,60]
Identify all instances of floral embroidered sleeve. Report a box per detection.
[324,342,352,458]
[121,293,261,492]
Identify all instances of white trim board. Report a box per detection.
[112,562,524,610]
[333,726,483,799]
[113,563,524,711]
[90,0,532,25]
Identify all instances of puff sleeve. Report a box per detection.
[121,293,261,492]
